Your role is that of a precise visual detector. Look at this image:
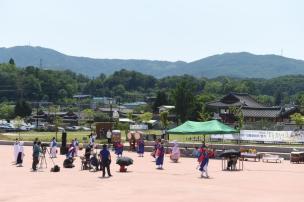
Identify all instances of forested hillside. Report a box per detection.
[1,46,304,78]
[1,61,304,107]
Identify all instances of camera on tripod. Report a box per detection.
[41,143,49,154]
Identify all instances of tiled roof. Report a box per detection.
[207,92,265,108]
[241,107,281,118]
[241,106,297,118]
[207,101,243,108]
[232,93,265,108]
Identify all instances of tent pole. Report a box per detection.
[222,134,224,150]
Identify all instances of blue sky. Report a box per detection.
[0,0,303,61]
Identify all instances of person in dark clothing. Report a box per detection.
[99,144,112,177]
[33,138,38,148]
[227,155,238,170]
[32,141,42,171]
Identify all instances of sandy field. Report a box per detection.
[0,145,303,202]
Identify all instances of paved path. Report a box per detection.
[0,145,303,202]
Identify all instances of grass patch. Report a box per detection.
[1,131,303,147]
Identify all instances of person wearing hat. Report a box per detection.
[99,144,112,177]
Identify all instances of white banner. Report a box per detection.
[130,124,148,130]
[211,130,304,143]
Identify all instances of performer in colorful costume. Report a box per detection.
[137,139,145,157]
[115,142,124,157]
[198,146,209,178]
[151,139,161,158]
[155,141,165,169]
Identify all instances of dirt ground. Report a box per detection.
[0,145,303,202]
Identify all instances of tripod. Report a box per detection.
[39,149,48,169]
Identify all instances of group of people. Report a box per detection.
[82,144,112,177]
[151,139,209,177]
[151,139,181,169]
[13,134,212,178]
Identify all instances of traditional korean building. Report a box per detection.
[207,92,298,123]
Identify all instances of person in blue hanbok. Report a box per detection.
[137,139,145,157]
[73,138,79,156]
[155,141,165,169]
[63,143,75,168]
[115,142,123,157]
[49,137,57,158]
[198,148,209,178]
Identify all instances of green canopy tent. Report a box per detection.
[167,120,237,143]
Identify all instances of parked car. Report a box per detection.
[0,123,16,132]
[81,126,91,131]
[66,126,81,131]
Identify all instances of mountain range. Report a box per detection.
[1,46,304,78]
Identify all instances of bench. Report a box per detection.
[262,154,284,163]
[240,152,261,162]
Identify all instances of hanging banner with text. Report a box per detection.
[211,130,304,143]
[130,124,148,130]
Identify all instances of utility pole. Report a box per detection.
[39,59,43,68]
[36,102,39,128]
[109,98,113,122]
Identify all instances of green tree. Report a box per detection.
[160,111,169,129]
[94,112,111,122]
[14,100,32,118]
[9,58,15,65]
[204,81,222,94]
[295,92,304,106]
[127,112,133,121]
[255,95,274,106]
[274,91,283,106]
[14,116,23,139]
[50,105,61,140]
[195,93,215,121]
[290,113,304,129]
[139,112,153,123]
[0,103,15,120]
[229,106,244,131]
[172,81,195,123]
[83,108,95,131]
[54,116,63,140]
[153,91,168,113]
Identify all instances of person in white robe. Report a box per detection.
[170,141,181,162]
[13,138,20,164]
[49,137,57,158]
[16,141,24,167]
